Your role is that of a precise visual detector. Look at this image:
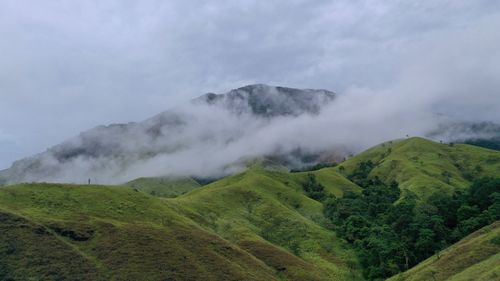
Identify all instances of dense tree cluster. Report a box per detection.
[302,162,500,280]
[302,173,327,201]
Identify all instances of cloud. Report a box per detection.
[0,0,499,171]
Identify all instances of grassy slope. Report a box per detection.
[1,137,498,280]
[125,176,201,198]
[387,221,500,281]
[291,168,361,198]
[0,209,104,281]
[173,166,363,281]
[0,184,279,281]
[334,137,500,199]
[0,168,364,281]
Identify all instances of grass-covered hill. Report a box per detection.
[173,166,363,280]
[0,184,284,281]
[0,137,499,281]
[0,169,364,280]
[334,137,500,200]
[387,221,500,281]
[318,137,500,279]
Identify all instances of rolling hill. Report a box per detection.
[0,183,299,280]
[0,137,499,280]
[0,168,364,280]
[334,137,500,200]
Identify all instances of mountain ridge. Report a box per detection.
[0,84,337,185]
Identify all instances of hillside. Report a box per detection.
[0,137,499,280]
[334,137,500,199]
[167,166,363,280]
[0,183,284,281]
[387,221,500,281]
[0,167,364,280]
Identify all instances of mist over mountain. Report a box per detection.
[194,84,335,117]
[1,83,498,186]
[427,121,500,149]
[0,85,339,184]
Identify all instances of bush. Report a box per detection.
[302,174,327,201]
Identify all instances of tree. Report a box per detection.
[469,177,500,210]
[302,173,327,201]
[324,157,499,280]
[487,193,500,221]
[414,228,436,259]
[341,215,371,242]
[457,205,480,221]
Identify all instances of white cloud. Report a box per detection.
[0,0,499,170]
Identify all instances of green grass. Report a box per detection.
[1,137,499,280]
[334,137,500,200]
[0,183,189,224]
[0,173,363,280]
[295,167,362,197]
[387,221,500,281]
[0,210,105,281]
[174,166,363,280]
[125,176,201,198]
[0,184,280,281]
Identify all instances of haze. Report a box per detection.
[1,0,500,170]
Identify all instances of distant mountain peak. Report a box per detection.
[195,84,336,117]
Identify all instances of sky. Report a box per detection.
[1,0,500,169]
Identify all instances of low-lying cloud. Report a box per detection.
[1,2,500,184]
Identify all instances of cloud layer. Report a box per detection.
[1,0,500,169]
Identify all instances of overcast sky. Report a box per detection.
[1,0,500,169]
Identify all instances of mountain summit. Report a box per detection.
[195,84,335,117]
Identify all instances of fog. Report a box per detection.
[1,1,500,184]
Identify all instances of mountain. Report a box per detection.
[194,84,335,117]
[2,83,499,186]
[1,137,499,280]
[0,84,337,185]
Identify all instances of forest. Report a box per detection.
[302,161,500,280]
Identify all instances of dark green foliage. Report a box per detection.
[348,160,375,187]
[302,173,327,201]
[468,177,500,210]
[323,192,366,222]
[324,159,500,280]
